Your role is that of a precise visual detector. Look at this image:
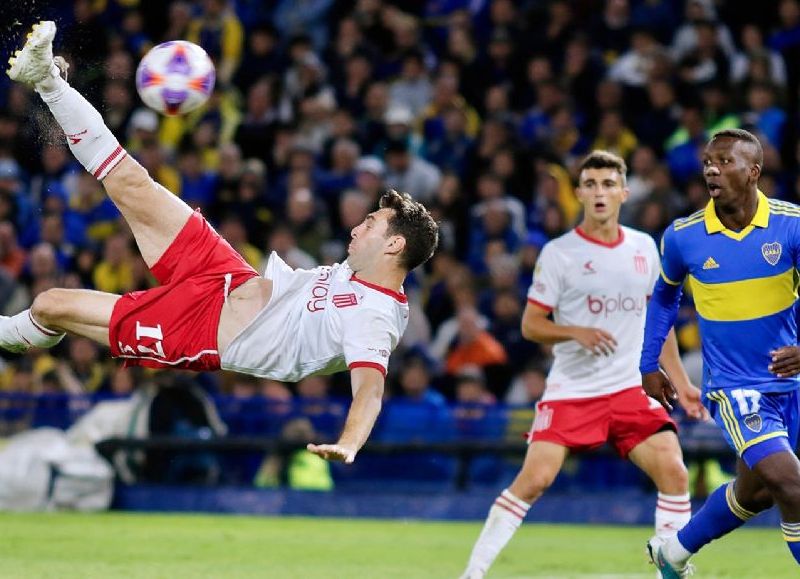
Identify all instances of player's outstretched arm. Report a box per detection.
[307,366,384,464]
[658,327,707,420]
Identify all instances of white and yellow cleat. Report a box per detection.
[6,20,60,85]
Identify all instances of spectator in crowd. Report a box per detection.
[379,355,452,443]
[274,0,335,53]
[591,109,638,160]
[742,82,787,150]
[352,156,386,207]
[609,27,666,90]
[0,222,26,278]
[254,416,334,490]
[671,0,736,61]
[452,366,501,441]
[262,225,317,271]
[589,0,633,62]
[381,105,423,157]
[666,105,707,186]
[186,0,244,86]
[218,213,263,270]
[234,23,283,94]
[56,336,108,394]
[676,19,731,88]
[444,306,508,378]
[92,234,134,294]
[316,138,359,199]
[389,49,432,118]
[504,364,547,406]
[732,24,787,89]
[177,144,217,209]
[383,138,441,205]
[636,79,680,154]
[284,186,330,261]
[422,106,474,177]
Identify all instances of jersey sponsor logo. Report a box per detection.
[702,256,719,270]
[586,293,646,317]
[533,281,546,294]
[532,404,553,432]
[367,347,390,359]
[762,241,782,265]
[332,293,358,308]
[744,413,763,433]
[633,254,648,274]
[582,260,596,275]
[306,270,332,312]
[117,321,166,357]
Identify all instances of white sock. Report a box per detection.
[463,489,531,575]
[663,533,693,566]
[0,309,65,350]
[36,73,126,180]
[655,492,692,540]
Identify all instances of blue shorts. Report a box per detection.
[704,388,800,469]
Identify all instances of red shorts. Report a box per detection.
[528,386,676,458]
[109,211,259,371]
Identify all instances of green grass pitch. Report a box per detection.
[0,512,793,578]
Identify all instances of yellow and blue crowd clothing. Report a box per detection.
[640,192,800,468]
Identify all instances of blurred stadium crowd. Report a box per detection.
[0,0,798,443]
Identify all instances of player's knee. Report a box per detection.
[31,288,71,325]
[768,479,800,509]
[516,470,557,502]
[757,467,800,507]
[738,486,774,514]
[664,458,689,491]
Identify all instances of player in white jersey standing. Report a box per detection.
[3,22,438,464]
[460,151,706,578]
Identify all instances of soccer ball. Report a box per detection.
[135,41,215,116]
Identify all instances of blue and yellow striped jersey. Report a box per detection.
[661,191,800,393]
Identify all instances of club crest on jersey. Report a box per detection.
[332,293,358,308]
[744,413,763,433]
[761,242,782,266]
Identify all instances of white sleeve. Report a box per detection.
[646,237,661,294]
[341,306,400,377]
[526,242,563,311]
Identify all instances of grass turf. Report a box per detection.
[0,512,792,578]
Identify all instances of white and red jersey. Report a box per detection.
[221,252,408,382]
[527,226,660,401]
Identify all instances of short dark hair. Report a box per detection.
[710,128,764,165]
[578,150,628,185]
[379,190,438,271]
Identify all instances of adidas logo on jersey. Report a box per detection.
[702,257,719,270]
